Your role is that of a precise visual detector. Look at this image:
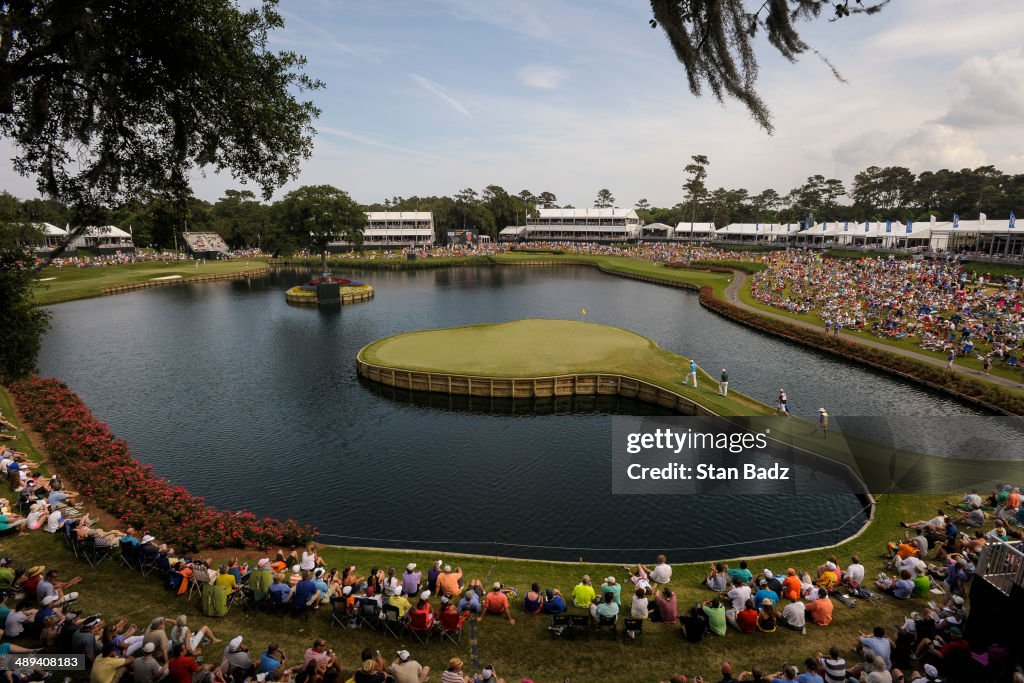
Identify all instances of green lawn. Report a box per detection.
[31,259,269,305]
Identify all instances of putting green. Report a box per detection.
[361,318,691,379]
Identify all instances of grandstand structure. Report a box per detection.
[183,232,231,259]
[359,211,435,247]
[504,208,642,242]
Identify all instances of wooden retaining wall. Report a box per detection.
[101,267,269,296]
[356,358,717,416]
[285,288,375,305]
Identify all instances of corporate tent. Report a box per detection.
[671,222,716,240]
[70,225,135,253]
[929,215,1024,257]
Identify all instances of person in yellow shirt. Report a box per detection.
[91,643,131,683]
[571,575,596,609]
[214,566,237,591]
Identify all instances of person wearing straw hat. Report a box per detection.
[440,656,471,683]
[810,407,830,437]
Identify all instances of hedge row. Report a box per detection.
[8,376,315,551]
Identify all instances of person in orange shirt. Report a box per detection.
[805,588,833,627]
[480,582,515,625]
[436,565,463,597]
[781,568,802,601]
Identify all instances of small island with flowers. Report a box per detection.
[285,273,375,305]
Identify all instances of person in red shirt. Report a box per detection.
[167,644,211,683]
[728,599,758,634]
[479,583,515,625]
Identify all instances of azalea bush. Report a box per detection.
[8,376,314,551]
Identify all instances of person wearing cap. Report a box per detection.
[436,564,463,598]
[386,584,411,618]
[310,567,330,603]
[73,614,105,667]
[391,649,430,683]
[440,656,471,683]
[131,642,167,683]
[402,563,422,596]
[142,616,172,664]
[408,591,435,633]
[473,664,505,683]
[718,368,729,396]
[570,575,595,609]
[224,635,256,678]
[597,576,621,606]
[753,579,778,610]
[169,614,221,655]
[456,588,481,615]
[480,582,515,625]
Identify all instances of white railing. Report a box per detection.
[975,540,1024,596]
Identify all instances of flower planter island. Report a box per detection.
[285,273,374,305]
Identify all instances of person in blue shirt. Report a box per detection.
[794,658,824,683]
[268,575,292,605]
[257,643,286,680]
[291,572,320,611]
[311,568,330,602]
[457,590,481,614]
[753,581,777,609]
[542,588,566,614]
[727,561,753,585]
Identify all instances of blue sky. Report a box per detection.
[2,0,1023,209]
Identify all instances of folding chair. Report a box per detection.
[549,614,571,639]
[569,614,590,641]
[267,588,290,618]
[118,540,139,570]
[138,548,161,577]
[80,537,113,567]
[439,611,467,645]
[226,587,248,616]
[329,596,355,629]
[622,618,643,645]
[594,615,617,640]
[188,568,213,603]
[356,598,381,630]
[380,604,405,640]
[406,609,434,646]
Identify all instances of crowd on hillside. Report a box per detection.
[750,252,1024,368]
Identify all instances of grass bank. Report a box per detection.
[32,259,269,305]
[0,382,953,682]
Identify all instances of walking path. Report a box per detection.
[724,271,1024,394]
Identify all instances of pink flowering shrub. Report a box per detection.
[9,376,314,550]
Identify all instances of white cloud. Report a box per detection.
[409,74,473,118]
[863,0,1024,59]
[516,65,570,90]
[940,49,1024,129]
[833,124,986,174]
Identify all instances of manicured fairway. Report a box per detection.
[31,259,267,305]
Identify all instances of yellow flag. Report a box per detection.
[581,308,586,315]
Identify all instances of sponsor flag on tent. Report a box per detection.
[885,220,891,233]
[822,221,827,232]
[864,221,869,233]
[844,220,849,232]
[953,213,959,229]
[1011,211,1016,229]
[906,220,912,234]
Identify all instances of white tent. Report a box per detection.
[671,222,716,238]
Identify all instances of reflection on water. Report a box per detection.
[37,266,997,561]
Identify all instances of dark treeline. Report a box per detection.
[2,165,1021,253]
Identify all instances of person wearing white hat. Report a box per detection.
[600,576,621,606]
[140,534,156,545]
[480,582,515,625]
[223,635,256,677]
[402,563,423,596]
[386,583,412,618]
[436,564,463,598]
[390,648,430,683]
[131,641,167,683]
[810,407,830,437]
